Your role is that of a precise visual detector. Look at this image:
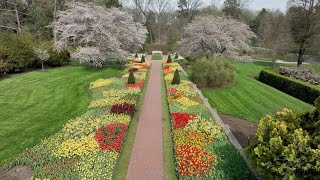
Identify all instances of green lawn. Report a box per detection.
[0,65,122,164]
[202,62,313,122]
[152,55,163,60]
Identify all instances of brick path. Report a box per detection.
[126,55,164,180]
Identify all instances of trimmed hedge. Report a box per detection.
[259,69,320,105]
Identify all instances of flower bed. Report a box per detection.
[5,61,150,179]
[163,62,254,179]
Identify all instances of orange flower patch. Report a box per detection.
[175,144,216,177]
[133,63,150,69]
[124,80,144,89]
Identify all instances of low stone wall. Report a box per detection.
[181,68,262,180]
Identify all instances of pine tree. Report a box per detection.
[128,71,136,84]
[135,53,138,58]
[167,54,172,63]
[175,53,179,59]
[141,55,145,62]
[171,69,180,85]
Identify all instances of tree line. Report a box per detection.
[0,0,320,70]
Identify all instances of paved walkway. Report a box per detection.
[126,55,164,180]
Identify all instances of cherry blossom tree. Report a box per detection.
[51,2,148,67]
[179,16,256,58]
[34,48,50,71]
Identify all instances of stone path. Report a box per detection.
[126,55,164,180]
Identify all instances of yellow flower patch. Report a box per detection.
[102,88,141,98]
[76,151,118,180]
[89,79,113,89]
[174,97,199,108]
[185,117,225,140]
[53,136,99,158]
[89,97,136,108]
[173,129,214,147]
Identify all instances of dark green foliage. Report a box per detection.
[207,140,254,179]
[315,97,320,110]
[259,69,320,104]
[191,58,235,88]
[171,69,180,85]
[47,48,70,67]
[0,31,38,73]
[135,53,138,58]
[167,55,172,63]
[128,71,135,84]
[247,108,320,179]
[0,31,70,75]
[141,55,145,62]
[175,53,179,59]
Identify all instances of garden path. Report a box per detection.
[126,55,164,180]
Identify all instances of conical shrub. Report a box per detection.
[167,55,172,63]
[175,53,179,59]
[128,71,136,84]
[171,69,180,85]
[135,53,138,58]
[141,55,145,62]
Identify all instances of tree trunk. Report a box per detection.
[14,4,21,32]
[42,62,44,71]
[297,42,306,67]
[53,0,57,43]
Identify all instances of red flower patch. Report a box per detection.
[167,88,178,96]
[171,112,196,129]
[176,144,215,177]
[124,80,144,89]
[111,103,135,116]
[94,123,128,152]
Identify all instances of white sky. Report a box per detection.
[202,0,288,12]
[123,0,288,12]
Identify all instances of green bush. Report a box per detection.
[171,69,180,85]
[190,57,235,88]
[128,71,135,84]
[141,55,145,62]
[259,69,320,105]
[0,31,38,72]
[247,108,320,179]
[47,48,70,67]
[167,55,172,63]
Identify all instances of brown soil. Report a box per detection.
[0,166,32,180]
[220,114,258,148]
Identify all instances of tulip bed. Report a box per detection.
[163,62,254,179]
[4,61,150,179]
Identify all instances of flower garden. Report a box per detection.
[163,62,254,179]
[3,61,150,179]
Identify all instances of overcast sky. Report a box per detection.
[202,0,288,12]
[124,0,288,12]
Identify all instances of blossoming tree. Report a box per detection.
[179,16,256,58]
[51,2,148,67]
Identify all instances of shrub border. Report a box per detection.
[259,69,320,105]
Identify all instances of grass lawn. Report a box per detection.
[0,65,122,164]
[202,61,313,122]
[152,55,163,60]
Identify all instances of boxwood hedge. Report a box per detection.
[259,69,320,105]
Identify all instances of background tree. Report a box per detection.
[257,10,292,58]
[34,48,50,71]
[177,0,202,23]
[222,0,251,20]
[52,2,148,67]
[179,16,256,58]
[287,0,320,66]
